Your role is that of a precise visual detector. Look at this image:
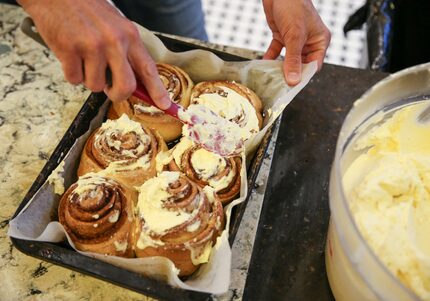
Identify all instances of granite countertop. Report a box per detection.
[0,4,277,300]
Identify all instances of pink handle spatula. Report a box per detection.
[133,81,243,157]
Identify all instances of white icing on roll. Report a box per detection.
[99,114,147,137]
[72,172,115,198]
[190,148,225,179]
[136,171,200,234]
[172,139,237,192]
[95,114,153,172]
[192,86,259,141]
[133,103,164,115]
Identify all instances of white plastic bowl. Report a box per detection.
[326,63,430,301]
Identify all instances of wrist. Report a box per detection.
[17,0,40,14]
[17,0,33,9]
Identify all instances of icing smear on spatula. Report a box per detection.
[179,104,243,157]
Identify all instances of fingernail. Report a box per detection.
[287,72,300,84]
[160,96,171,110]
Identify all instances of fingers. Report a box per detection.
[80,21,169,108]
[283,30,306,86]
[316,30,331,70]
[263,31,306,86]
[303,49,326,71]
[263,38,283,60]
[262,0,331,85]
[60,54,84,85]
[301,30,331,70]
[83,54,107,92]
[129,38,171,110]
[104,53,136,102]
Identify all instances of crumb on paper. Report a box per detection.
[47,160,65,195]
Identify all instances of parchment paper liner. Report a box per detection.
[8,25,317,294]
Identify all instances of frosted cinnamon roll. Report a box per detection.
[134,171,225,276]
[190,81,263,141]
[108,63,194,142]
[168,138,241,205]
[78,114,167,187]
[58,173,135,257]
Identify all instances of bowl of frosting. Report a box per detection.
[326,63,430,301]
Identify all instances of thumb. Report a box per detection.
[283,33,305,86]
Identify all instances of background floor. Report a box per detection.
[202,0,367,68]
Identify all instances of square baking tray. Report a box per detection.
[10,35,275,300]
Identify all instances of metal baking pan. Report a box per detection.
[10,35,275,301]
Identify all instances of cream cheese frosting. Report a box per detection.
[190,148,225,179]
[136,171,200,234]
[179,104,243,156]
[135,229,165,250]
[134,103,164,115]
[343,102,430,299]
[72,172,116,199]
[155,150,173,173]
[113,241,128,253]
[102,155,151,174]
[186,240,213,266]
[135,171,220,269]
[95,114,153,173]
[99,114,146,137]
[192,86,259,141]
[202,186,217,204]
[172,139,237,192]
[172,138,194,167]
[186,220,201,232]
[209,169,235,192]
[191,148,235,192]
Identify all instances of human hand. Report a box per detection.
[262,0,331,86]
[18,0,171,109]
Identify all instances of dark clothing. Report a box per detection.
[390,0,430,72]
[1,0,208,41]
[113,0,208,40]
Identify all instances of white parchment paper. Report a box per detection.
[8,25,316,294]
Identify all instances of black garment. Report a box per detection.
[0,0,18,5]
[345,0,430,72]
[390,0,430,72]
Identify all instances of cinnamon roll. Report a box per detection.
[134,171,225,276]
[77,114,167,187]
[190,81,263,141]
[58,173,135,257]
[168,138,241,205]
[108,63,194,142]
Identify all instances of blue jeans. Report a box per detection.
[113,0,208,41]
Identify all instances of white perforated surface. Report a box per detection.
[203,0,367,68]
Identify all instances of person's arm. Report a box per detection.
[262,0,331,86]
[17,0,171,109]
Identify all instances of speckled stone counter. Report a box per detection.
[0,4,277,300]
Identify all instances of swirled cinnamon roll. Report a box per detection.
[58,173,135,257]
[168,138,241,205]
[190,81,263,141]
[78,114,167,187]
[108,63,194,142]
[134,171,225,276]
